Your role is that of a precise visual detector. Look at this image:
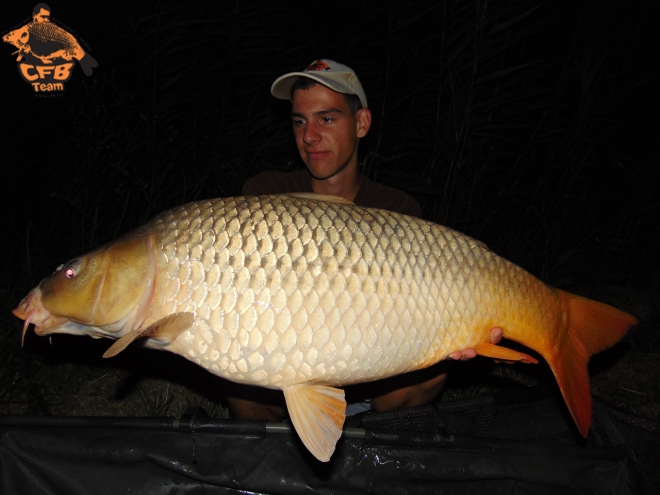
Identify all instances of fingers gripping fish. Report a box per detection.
[13,194,637,462]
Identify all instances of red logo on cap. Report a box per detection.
[305,60,330,72]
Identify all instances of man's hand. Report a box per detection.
[446,327,503,361]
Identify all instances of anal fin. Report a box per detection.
[283,383,346,462]
[474,343,538,364]
[103,312,194,358]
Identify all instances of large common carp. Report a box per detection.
[13,194,637,461]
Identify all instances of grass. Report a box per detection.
[1,0,658,423]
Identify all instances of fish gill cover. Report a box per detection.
[2,3,98,94]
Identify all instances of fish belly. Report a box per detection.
[145,195,555,390]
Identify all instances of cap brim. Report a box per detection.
[271,72,359,101]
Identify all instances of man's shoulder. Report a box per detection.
[356,177,422,217]
[242,169,312,195]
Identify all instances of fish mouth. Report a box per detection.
[12,287,67,344]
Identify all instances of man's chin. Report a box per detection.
[305,161,348,182]
[306,166,335,181]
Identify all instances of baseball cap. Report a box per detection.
[271,59,368,109]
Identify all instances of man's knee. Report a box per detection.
[370,372,448,411]
[226,395,287,422]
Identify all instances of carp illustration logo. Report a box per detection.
[2,3,98,93]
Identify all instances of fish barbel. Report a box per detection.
[13,194,637,461]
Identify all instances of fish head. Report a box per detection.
[3,26,29,49]
[13,234,154,341]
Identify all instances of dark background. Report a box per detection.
[0,0,659,428]
[2,0,658,293]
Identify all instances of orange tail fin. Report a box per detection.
[544,290,637,437]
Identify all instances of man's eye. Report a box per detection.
[322,117,333,123]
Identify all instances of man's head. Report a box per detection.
[33,3,51,23]
[271,60,372,183]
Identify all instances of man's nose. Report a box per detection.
[303,122,321,144]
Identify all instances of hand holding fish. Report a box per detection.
[447,327,503,361]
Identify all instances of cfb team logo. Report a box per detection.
[2,3,98,93]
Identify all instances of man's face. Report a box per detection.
[34,8,51,23]
[291,83,369,181]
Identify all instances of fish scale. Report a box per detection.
[13,194,637,462]
[29,23,75,45]
[23,22,86,61]
[144,196,519,387]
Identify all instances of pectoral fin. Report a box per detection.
[474,343,538,364]
[283,383,346,462]
[103,312,194,358]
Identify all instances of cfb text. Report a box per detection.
[19,63,73,91]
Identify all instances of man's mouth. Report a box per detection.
[306,150,330,159]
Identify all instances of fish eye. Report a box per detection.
[63,259,80,278]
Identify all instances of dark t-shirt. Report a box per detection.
[242,169,422,218]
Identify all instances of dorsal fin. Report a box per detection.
[103,312,194,358]
[285,193,355,205]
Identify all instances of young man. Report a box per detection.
[229,60,502,421]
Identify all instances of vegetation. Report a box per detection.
[1,0,658,422]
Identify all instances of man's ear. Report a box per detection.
[356,108,372,138]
